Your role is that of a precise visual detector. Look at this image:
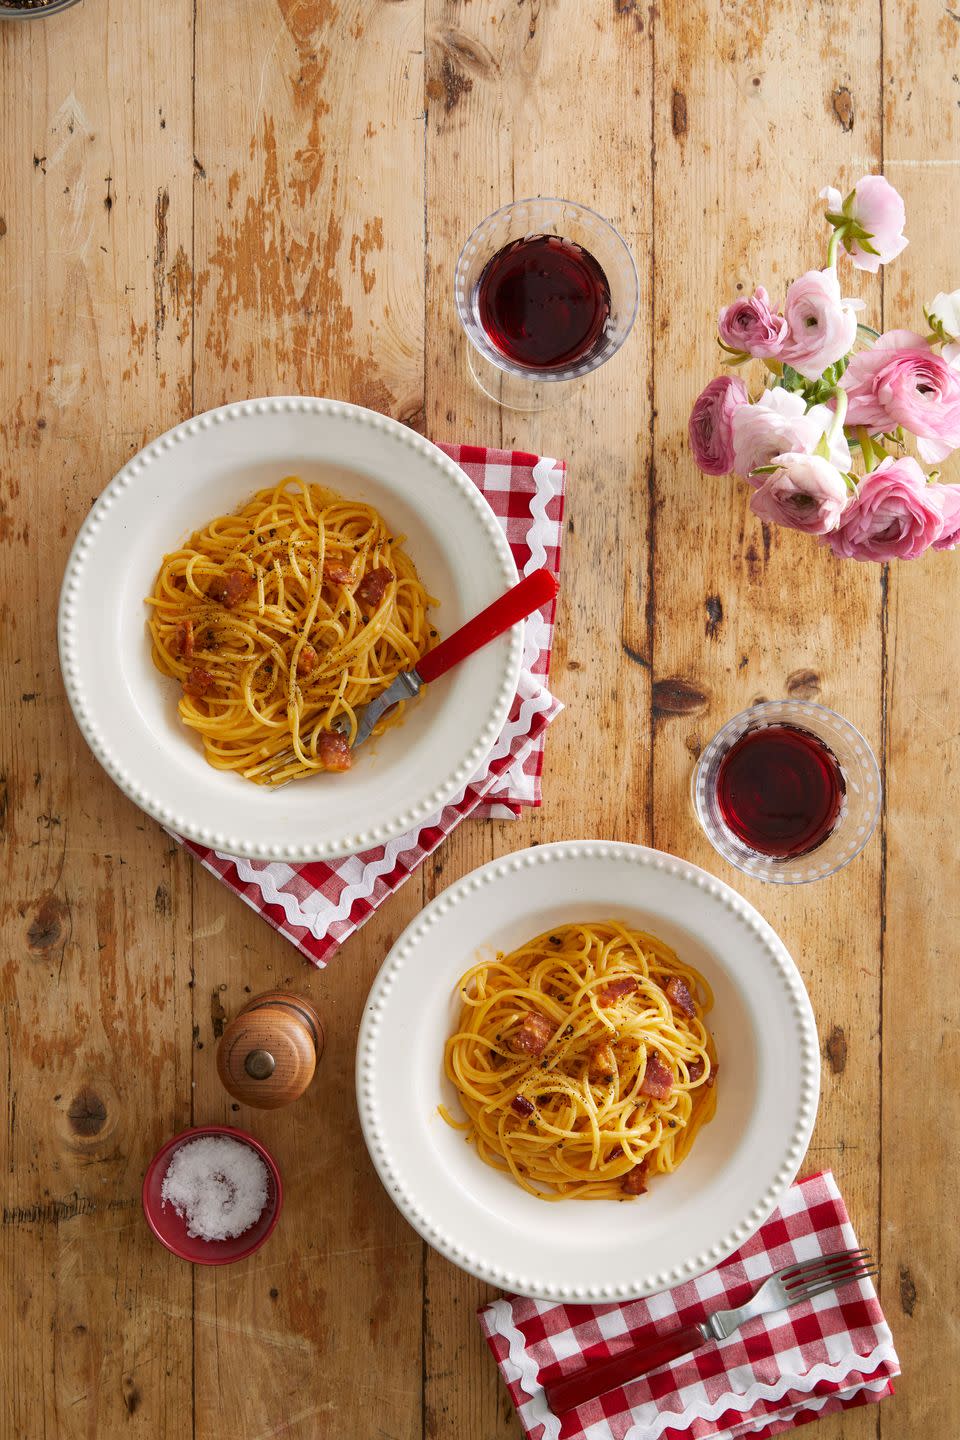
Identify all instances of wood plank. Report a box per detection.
[0,3,195,1436]
[189,2,427,1436]
[652,6,884,1439]
[423,2,654,1434]
[880,4,960,1434]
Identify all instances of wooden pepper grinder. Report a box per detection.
[217,991,324,1109]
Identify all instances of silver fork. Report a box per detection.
[544,1246,876,1416]
[253,567,558,787]
[246,671,420,786]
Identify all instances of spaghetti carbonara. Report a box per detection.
[442,921,717,1199]
[147,476,436,785]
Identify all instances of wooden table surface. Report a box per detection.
[2,2,958,1437]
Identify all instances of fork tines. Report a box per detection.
[782,1246,877,1301]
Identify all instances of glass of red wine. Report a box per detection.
[692,700,881,884]
[455,198,638,411]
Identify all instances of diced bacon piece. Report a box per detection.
[621,1158,650,1195]
[508,1012,552,1058]
[174,618,194,659]
[297,643,319,678]
[606,1144,624,1162]
[640,1051,673,1101]
[707,1061,719,1089]
[207,569,255,609]
[687,1057,706,1083]
[510,1094,535,1118]
[318,729,352,772]
[664,975,696,1018]
[323,560,355,587]
[355,566,394,608]
[595,976,638,1007]
[587,1041,616,1085]
[182,666,216,699]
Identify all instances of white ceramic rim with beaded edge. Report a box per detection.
[57,397,521,861]
[356,840,820,1302]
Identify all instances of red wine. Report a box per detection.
[476,234,612,370]
[715,724,845,860]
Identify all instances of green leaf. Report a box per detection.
[779,364,806,392]
[802,378,833,405]
[824,211,848,228]
[814,432,832,460]
[842,188,857,217]
[924,309,950,344]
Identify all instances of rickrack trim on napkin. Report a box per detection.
[479,1170,899,1440]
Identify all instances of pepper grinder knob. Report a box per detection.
[216,990,323,1109]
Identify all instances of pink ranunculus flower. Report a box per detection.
[826,456,944,561]
[840,329,960,464]
[749,452,851,535]
[780,268,861,381]
[688,375,748,475]
[718,286,788,359]
[731,386,851,483]
[821,176,908,273]
[931,484,960,551]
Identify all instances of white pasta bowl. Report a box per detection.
[356,841,820,1302]
[57,398,521,860]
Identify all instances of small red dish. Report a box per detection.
[142,1124,283,1265]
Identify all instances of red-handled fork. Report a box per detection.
[258,567,558,783]
[544,1247,877,1417]
[415,566,557,687]
[344,565,558,747]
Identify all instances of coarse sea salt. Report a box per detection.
[160,1136,269,1241]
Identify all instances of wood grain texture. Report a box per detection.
[880,3,960,1436]
[651,9,885,1437]
[422,2,654,1432]
[188,3,428,1438]
[2,0,958,1436]
[0,3,196,1437]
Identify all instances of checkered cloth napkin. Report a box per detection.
[479,1171,899,1440]
[178,445,566,967]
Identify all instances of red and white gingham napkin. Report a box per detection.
[480,1171,899,1440]
[177,445,566,967]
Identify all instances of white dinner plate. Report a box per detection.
[58,398,521,860]
[357,841,820,1302]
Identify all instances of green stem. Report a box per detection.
[828,387,848,445]
[857,426,878,472]
[826,228,841,269]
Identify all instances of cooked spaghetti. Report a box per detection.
[147,476,436,785]
[442,921,717,1199]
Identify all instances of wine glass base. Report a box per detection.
[466,346,583,413]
